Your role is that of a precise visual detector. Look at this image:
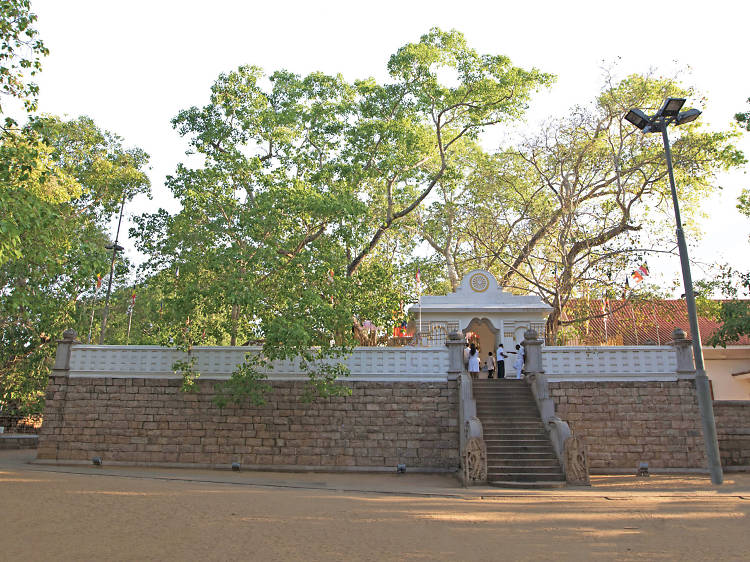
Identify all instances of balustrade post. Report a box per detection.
[53,329,78,375]
[445,331,465,381]
[523,328,544,375]
[670,328,696,376]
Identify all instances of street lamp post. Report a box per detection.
[98,195,126,345]
[625,98,723,485]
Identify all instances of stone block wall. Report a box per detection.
[549,380,707,471]
[37,376,459,470]
[713,401,750,468]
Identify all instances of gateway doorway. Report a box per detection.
[465,318,500,373]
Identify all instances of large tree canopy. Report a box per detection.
[0,0,47,121]
[133,28,551,399]
[0,115,150,414]
[415,72,744,341]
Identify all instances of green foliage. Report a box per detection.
[739,188,750,219]
[736,97,750,131]
[418,69,744,340]
[134,28,548,404]
[703,267,750,348]
[0,116,150,414]
[173,356,200,393]
[213,353,271,408]
[0,0,48,122]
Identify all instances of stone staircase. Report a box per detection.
[474,379,565,487]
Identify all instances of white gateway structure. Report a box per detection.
[411,270,552,364]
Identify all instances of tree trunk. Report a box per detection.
[230,304,239,346]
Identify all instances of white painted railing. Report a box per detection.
[65,343,682,382]
[67,345,450,381]
[542,346,679,381]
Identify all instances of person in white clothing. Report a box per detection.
[467,343,480,379]
[513,343,525,379]
[496,344,508,379]
[463,343,470,372]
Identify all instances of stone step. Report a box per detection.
[476,398,536,402]
[486,446,557,454]
[485,439,556,445]
[487,452,559,461]
[483,428,547,434]
[477,412,541,423]
[476,400,533,404]
[488,472,566,482]
[475,397,535,402]
[476,404,536,409]
[487,480,567,489]
[480,416,544,429]
[488,466,565,475]
[484,432,548,439]
[487,452,559,466]
[474,378,564,487]
[487,457,560,467]
[479,418,548,430]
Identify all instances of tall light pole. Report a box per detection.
[98,195,126,344]
[625,98,723,485]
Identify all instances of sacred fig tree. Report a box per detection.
[412,70,745,343]
[133,27,551,402]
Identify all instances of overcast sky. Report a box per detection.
[30,0,750,292]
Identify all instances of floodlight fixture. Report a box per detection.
[676,108,702,125]
[659,97,686,117]
[232,462,241,471]
[624,108,650,130]
[637,461,649,477]
[92,456,103,466]
[396,463,406,474]
[105,243,124,252]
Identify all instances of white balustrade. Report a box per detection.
[542,346,680,381]
[67,345,450,381]
[66,343,682,382]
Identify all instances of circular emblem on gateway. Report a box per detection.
[469,272,490,292]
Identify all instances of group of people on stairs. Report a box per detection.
[464,342,525,380]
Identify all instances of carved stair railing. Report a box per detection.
[458,372,487,485]
[523,329,590,486]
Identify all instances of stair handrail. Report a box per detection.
[523,329,589,484]
[458,371,487,485]
[458,372,483,449]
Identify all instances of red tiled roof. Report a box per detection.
[558,299,750,347]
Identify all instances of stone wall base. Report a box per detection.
[550,380,707,470]
[714,401,750,468]
[37,377,460,470]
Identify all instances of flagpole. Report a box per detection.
[603,299,608,345]
[419,292,422,342]
[126,291,135,344]
[87,282,97,343]
[127,305,133,344]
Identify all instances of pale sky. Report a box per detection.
[31,0,750,292]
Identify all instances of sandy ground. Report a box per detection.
[1,450,749,561]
